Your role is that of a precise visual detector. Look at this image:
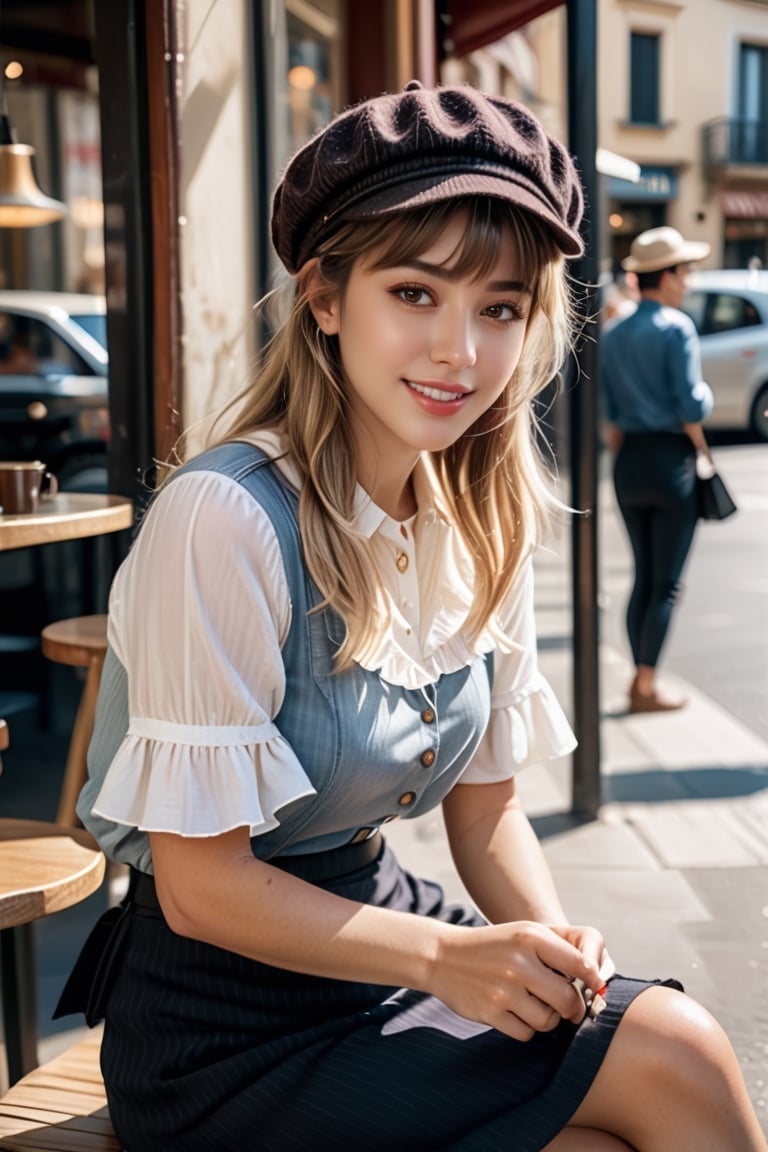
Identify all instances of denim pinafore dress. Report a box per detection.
[78,442,494,869]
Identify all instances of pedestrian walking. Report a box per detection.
[57,87,766,1151]
[600,226,714,713]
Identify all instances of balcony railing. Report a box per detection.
[704,116,768,168]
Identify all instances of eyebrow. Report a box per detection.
[399,259,531,294]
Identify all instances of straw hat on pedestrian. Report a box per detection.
[621,226,710,273]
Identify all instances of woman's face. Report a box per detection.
[319,211,533,471]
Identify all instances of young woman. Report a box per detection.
[59,83,766,1151]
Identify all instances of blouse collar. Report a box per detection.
[233,431,517,688]
[236,430,448,537]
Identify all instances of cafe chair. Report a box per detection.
[0,1025,121,1150]
[41,615,107,828]
[0,716,116,1147]
[0,816,107,1128]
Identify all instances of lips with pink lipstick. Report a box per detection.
[404,379,472,414]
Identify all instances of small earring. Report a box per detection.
[316,325,323,341]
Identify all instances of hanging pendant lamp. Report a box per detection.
[0,79,66,227]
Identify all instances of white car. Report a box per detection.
[0,290,109,490]
[683,269,768,441]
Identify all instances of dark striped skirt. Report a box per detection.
[99,840,681,1151]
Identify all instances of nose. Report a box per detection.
[429,310,477,370]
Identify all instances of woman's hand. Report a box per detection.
[427,920,607,1041]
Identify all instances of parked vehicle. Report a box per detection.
[0,291,109,491]
[683,269,768,441]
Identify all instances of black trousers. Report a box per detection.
[613,432,698,669]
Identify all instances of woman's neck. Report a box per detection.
[357,462,418,522]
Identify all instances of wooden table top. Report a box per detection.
[0,819,106,930]
[0,493,133,551]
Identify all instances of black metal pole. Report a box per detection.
[566,0,601,818]
[94,0,155,511]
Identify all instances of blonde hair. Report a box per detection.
[204,198,576,668]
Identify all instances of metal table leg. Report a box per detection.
[0,922,38,1087]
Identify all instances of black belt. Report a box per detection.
[128,831,384,914]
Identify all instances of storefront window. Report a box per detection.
[286,9,334,150]
[280,0,341,161]
[607,203,667,270]
[723,218,768,269]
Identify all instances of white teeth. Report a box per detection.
[408,381,464,402]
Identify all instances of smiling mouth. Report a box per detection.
[406,381,470,402]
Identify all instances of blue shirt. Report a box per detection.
[600,299,713,432]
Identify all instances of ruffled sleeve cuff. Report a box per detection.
[461,674,577,784]
[90,719,316,837]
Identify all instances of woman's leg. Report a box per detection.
[634,497,697,671]
[565,986,767,1151]
[614,435,698,708]
[544,1129,636,1150]
[619,502,652,670]
[613,440,654,675]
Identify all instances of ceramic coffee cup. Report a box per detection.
[0,460,58,515]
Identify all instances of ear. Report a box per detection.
[304,259,341,336]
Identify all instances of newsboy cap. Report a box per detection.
[271,81,585,274]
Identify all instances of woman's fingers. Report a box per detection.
[492,1001,561,1043]
[518,926,608,1025]
[550,924,607,977]
[523,964,588,1025]
[432,921,609,1038]
[490,942,591,1027]
[518,992,564,1033]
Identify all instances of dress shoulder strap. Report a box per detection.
[163,441,307,604]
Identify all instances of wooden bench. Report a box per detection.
[0,1028,121,1150]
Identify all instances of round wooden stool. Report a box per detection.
[41,615,108,828]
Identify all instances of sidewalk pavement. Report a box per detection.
[387,528,768,1133]
[11,482,768,1133]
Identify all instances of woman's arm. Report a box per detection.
[150,825,604,1039]
[151,827,440,988]
[442,777,607,984]
[603,422,624,455]
[683,420,710,458]
[442,776,568,925]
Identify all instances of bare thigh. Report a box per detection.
[543,1129,636,1151]
[564,985,766,1152]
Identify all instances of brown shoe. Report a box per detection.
[629,686,687,714]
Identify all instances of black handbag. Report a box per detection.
[697,470,737,521]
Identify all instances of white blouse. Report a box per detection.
[92,433,576,837]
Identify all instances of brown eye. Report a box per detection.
[484,302,526,323]
[393,285,432,306]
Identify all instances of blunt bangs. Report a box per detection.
[315,197,559,298]
[365,198,557,288]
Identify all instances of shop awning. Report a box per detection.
[596,148,640,183]
[721,189,768,218]
[444,0,564,58]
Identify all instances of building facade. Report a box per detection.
[599,0,768,271]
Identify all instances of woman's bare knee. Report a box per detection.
[569,986,767,1151]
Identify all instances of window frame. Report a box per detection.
[629,30,661,126]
